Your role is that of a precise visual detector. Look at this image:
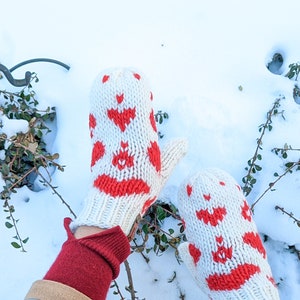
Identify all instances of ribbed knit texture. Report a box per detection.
[72,68,187,235]
[178,168,280,299]
[44,218,130,300]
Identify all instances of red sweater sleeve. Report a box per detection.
[43,218,130,300]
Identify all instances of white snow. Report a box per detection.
[0,0,300,299]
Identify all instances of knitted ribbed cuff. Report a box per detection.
[71,190,144,236]
[44,218,130,300]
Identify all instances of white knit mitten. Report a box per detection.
[178,168,280,299]
[72,68,187,237]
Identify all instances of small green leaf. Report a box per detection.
[11,242,21,249]
[142,224,149,234]
[161,234,168,243]
[156,206,166,221]
[179,224,185,233]
[255,165,262,171]
[285,162,294,168]
[5,222,13,229]
[22,237,29,244]
[168,228,174,234]
[1,163,10,176]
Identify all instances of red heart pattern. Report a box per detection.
[107,108,136,132]
[116,93,124,104]
[196,207,227,226]
[182,173,278,295]
[90,70,161,199]
[189,243,201,265]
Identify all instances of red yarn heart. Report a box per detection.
[91,141,105,167]
[147,141,161,172]
[102,75,110,83]
[186,184,192,196]
[116,93,124,104]
[189,243,201,265]
[243,232,266,258]
[107,108,136,132]
[196,207,227,226]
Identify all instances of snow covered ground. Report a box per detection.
[1,0,300,299]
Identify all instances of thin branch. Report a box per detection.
[37,169,77,218]
[131,239,150,263]
[251,161,299,211]
[272,147,300,152]
[3,201,27,252]
[124,259,136,300]
[155,204,181,220]
[111,280,125,300]
[275,206,300,225]
[6,167,36,192]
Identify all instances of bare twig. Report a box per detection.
[275,205,300,226]
[37,169,77,218]
[251,161,300,211]
[124,259,136,300]
[131,239,150,263]
[272,146,300,153]
[111,280,125,300]
[6,167,36,192]
[155,204,181,220]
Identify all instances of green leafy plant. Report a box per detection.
[154,110,169,139]
[284,62,300,104]
[133,201,185,260]
[242,96,285,197]
[285,62,300,80]
[0,74,68,251]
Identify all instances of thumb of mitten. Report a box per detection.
[178,242,201,283]
[160,138,188,185]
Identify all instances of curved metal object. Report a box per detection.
[0,58,70,87]
[9,58,70,72]
[0,64,32,87]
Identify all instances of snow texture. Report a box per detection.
[0,0,300,299]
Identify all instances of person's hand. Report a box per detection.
[72,68,187,237]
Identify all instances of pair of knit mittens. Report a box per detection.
[72,68,280,299]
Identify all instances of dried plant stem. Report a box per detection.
[144,220,177,240]
[124,259,136,300]
[112,280,125,300]
[131,239,150,263]
[251,161,299,210]
[273,147,300,152]
[158,205,181,220]
[275,206,300,225]
[37,170,77,218]
[7,167,36,192]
